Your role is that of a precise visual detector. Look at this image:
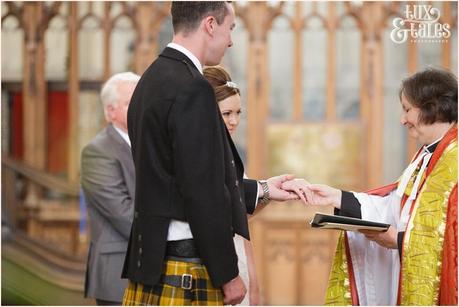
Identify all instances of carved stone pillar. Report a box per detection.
[236,3,283,178]
[133,2,170,75]
[68,3,79,184]
[22,3,47,171]
[22,3,47,208]
[102,2,112,81]
[325,3,337,121]
[292,2,303,121]
[358,2,385,188]
[441,2,452,71]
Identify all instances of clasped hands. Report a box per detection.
[267,176,397,250]
[262,175,342,207]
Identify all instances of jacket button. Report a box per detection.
[139,247,142,254]
[239,197,243,203]
[138,234,142,241]
[134,211,138,219]
[231,160,235,166]
[137,260,141,268]
[235,180,239,187]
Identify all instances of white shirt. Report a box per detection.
[113,124,131,147]
[167,42,203,74]
[165,42,258,241]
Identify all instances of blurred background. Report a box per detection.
[1,1,457,305]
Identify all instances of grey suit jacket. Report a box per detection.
[81,123,135,302]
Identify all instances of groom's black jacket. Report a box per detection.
[122,47,258,288]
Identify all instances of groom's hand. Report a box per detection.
[222,275,247,305]
[264,174,300,201]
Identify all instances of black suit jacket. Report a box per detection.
[122,47,258,288]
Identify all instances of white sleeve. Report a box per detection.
[347,190,402,305]
[352,190,401,225]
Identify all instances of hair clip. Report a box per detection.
[226,81,238,89]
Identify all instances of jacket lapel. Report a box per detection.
[106,124,135,197]
[106,124,130,150]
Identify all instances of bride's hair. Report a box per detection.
[203,66,240,103]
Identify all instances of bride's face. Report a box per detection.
[218,94,242,136]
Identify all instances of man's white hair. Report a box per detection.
[100,72,140,119]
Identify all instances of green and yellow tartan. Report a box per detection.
[122,260,223,306]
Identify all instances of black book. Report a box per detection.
[310,213,390,232]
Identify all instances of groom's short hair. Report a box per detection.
[171,1,230,34]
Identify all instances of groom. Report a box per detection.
[122,2,298,305]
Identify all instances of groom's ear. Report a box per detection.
[203,16,215,36]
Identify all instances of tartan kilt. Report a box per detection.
[122,260,224,306]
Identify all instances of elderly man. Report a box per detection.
[81,72,140,305]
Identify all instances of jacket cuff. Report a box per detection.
[243,179,258,215]
[334,190,362,219]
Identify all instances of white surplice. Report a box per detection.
[346,191,401,305]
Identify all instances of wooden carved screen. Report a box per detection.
[1,1,457,305]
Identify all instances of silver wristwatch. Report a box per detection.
[258,180,270,204]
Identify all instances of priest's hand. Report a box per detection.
[281,180,342,209]
[359,226,398,249]
[279,178,312,204]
